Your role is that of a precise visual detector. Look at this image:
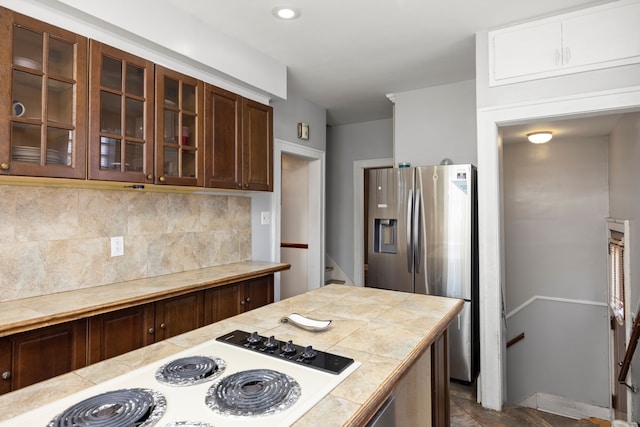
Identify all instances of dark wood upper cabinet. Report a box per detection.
[204,84,242,189]
[0,8,87,179]
[204,84,273,191]
[88,41,155,183]
[242,98,273,191]
[155,66,204,186]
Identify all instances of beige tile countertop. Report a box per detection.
[0,261,290,337]
[0,284,463,426]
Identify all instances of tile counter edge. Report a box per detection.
[0,261,290,337]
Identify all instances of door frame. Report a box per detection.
[353,158,394,287]
[274,139,325,300]
[476,86,640,411]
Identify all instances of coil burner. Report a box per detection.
[155,355,226,386]
[47,388,166,427]
[205,369,301,417]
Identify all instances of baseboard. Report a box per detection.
[519,392,610,420]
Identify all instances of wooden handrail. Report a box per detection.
[619,313,640,383]
[280,242,308,249]
[507,332,525,348]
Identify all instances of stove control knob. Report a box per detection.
[282,340,297,355]
[302,345,317,360]
[264,335,278,349]
[247,331,261,344]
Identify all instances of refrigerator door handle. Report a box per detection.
[406,189,413,273]
[414,191,422,274]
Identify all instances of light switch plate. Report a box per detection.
[261,211,271,225]
[111,236,124,257]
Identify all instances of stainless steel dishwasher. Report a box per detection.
[366,396,395,427]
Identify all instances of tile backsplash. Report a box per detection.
[0,185,251,302]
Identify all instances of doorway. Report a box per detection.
[280,154,310,299]
[476,87,640,412]
[274,140,325,300]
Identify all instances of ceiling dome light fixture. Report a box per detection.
[527,131,553,144]
[272,5,301,20]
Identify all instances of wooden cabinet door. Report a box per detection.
[0,339,10,395]
[88,304,155,364]
[204,84,241,189]
[8,320,87,393]
[204,283,243,324]
[154,292,204,341]
[0,8,87,179]
[242,98,273,191]
[155,66,204,186]
[245,276,274,311]
[88,41,155,183]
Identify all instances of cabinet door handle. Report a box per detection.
[146,174,153,180]
[159,176,166,183]
[246,297,251,303]
[0,163,9,171]
[160,323,166,329]
[240,300,246,305]
[1,371,10,380]
[564,47,571,64]
[555,49,561,66]
[148,327,155,334]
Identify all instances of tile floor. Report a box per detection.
[450,382,611,426]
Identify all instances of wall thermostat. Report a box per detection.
[297,122,309,140]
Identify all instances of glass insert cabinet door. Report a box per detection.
[88,41,154,183]
[155,66,204,186]
[0,9,87,179]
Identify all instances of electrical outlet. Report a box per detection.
[111,236,124,257]
[261,211,270,225]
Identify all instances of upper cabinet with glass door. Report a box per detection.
[0,9,87,178]
[88,41,154,183]
[155,66,203,186]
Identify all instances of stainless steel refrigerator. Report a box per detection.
[366,164,479,383]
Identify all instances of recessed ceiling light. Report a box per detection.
[527,131,553,144]
[272,5,301,20]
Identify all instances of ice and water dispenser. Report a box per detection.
[374,218,397,254]
[372,169,398,255]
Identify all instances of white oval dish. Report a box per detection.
[280,313,332,331]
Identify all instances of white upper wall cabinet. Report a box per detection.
[489,0,640,86]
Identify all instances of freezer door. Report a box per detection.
[367,167,414,293]
[449,300,473,383]
[414,165,473,299]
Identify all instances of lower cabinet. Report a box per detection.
[88,291,205,364]
[204,276,274,324]
[0,274,273,395]
[88,304,155,364]
[0,320,87,395]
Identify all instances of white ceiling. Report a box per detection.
[161,0,609,126]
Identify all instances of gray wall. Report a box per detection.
[326,119,393,282]
[503,136,609,407]
[272,94,327,152]
[609,112,640,417]
[253,92,327,263]
[393,79,478,166]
